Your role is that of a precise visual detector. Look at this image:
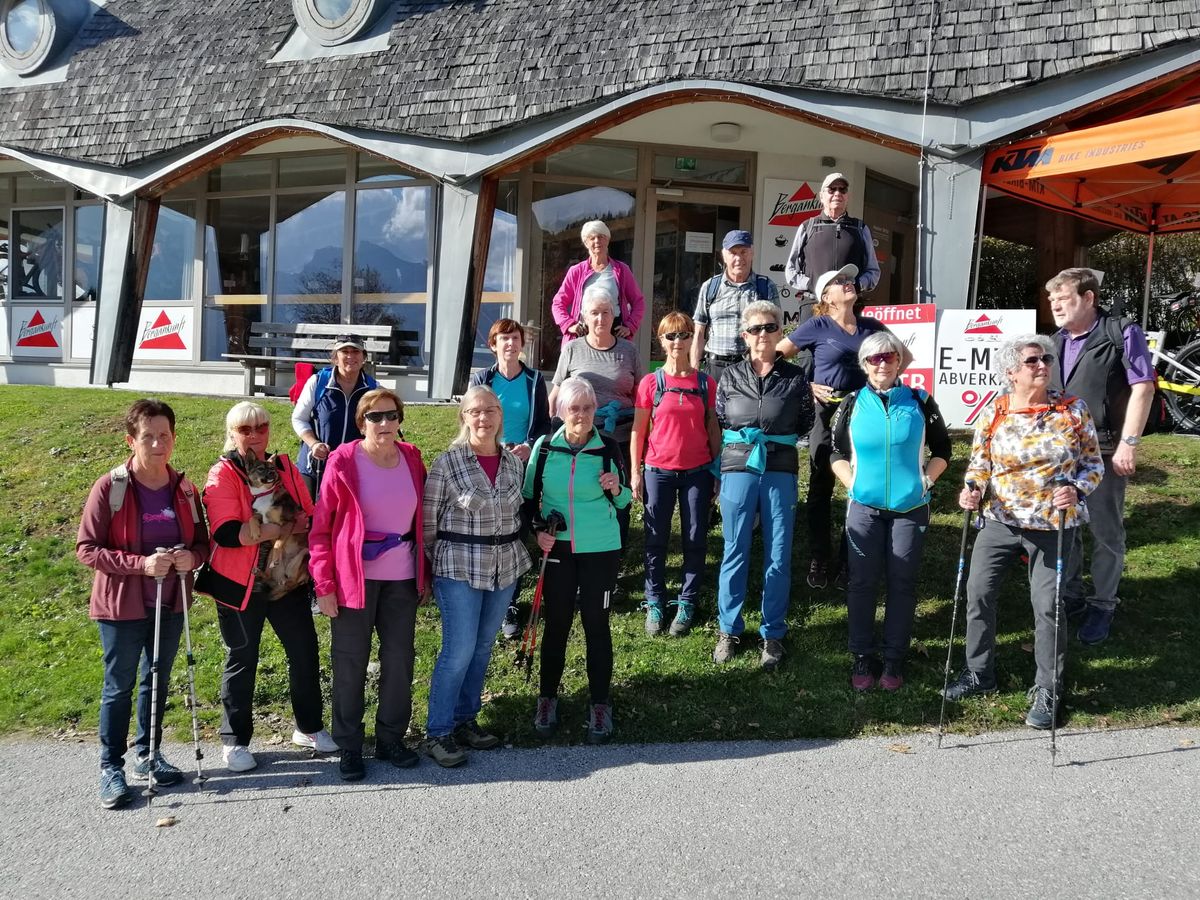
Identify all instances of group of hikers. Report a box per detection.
[78,175,1155,810]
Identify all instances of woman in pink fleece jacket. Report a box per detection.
[550,219,645,348]
[309,388,429,782]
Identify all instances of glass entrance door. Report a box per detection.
[645,190,749,362]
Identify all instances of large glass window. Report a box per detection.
[11,208,64,300]
[207,159,271,193]
[652,154,748,187]
[352,184,431,365]
[202,195,270,359]
[531,182,636,370]
[279,153,348,189]
[537,144,638,181]
[145,201,196,303]
[73,205,102,302]
[274,191,344,326]
[475,179,518,367]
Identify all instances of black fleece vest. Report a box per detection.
[1052,314,1130,453]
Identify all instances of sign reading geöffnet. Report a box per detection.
[935,309,1037,428]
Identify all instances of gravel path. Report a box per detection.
[2,726,1197,898]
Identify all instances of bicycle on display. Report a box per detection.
[1144,290,1200,433]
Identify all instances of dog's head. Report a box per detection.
[240,449,282,491]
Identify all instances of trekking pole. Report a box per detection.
[144,547,168,805]
[173,544,206,789]
[1050,480,1069,766]
[515,547,553,681]
[937,486,976,749]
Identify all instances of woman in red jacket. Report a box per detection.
[309,388,429,781]
[77,399,209,810]
[199,401,333,775]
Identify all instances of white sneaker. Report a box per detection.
[292,728,337,753]
[223,744,257,772]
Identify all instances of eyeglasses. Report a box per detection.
[565,404,596,415]
[364,410,401,423]
[745,323,780,335]
[662,331,694,341]
[865,352,898,366]
[464,406,500,418]
[234,423,270,436]
[832,279,856,289]
[826,185,848,195]
[1021,354,1055,367]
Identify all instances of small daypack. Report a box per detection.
[649,368,709,422]
[530,431,622,513]
[108,464,200,525]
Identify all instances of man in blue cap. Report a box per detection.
[690,229,779,386]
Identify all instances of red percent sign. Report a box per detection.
[962,389,997,425]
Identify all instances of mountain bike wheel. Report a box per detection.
[1163,339,1200,432]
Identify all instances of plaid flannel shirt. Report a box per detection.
[422,444,532,591]
[693,272,779,357]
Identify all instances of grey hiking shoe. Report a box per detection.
[586,703,614,745]
[421,734,467,768]
[760,638,785,670]
[713,632,738,664]
[454,719,500,750]
[1025,685,1062,730]
[643,601,665,636]
[533,697,558,738]
[941,667,998,701]
[668,600,696,637]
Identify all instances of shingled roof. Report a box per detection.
[1,0,1198,167]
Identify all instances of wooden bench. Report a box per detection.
[223,322,422,397]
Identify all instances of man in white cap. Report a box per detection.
[784,172,881,324]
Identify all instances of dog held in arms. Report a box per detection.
[240,449,309,599]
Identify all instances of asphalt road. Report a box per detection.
[1,726,1197,899]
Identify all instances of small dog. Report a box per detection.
[241,449,309,600]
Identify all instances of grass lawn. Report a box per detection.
[0,384,1196,747]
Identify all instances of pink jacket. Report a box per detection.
[309,439,429,608]
[550,258,645,347]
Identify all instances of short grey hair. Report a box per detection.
[580,220,611,243]
[581,283,616,315]
[741,300,782,331]
[451,385,504,452]
[995,333,1056,383]
[556,376,597,413]
[857,331,907,367]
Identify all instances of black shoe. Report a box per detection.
[941,667,997,701]
[339,749,366,781]
[375,741,419,769]
[454,719,500,751]
[501,603,521,641]
[1025,685,1063,730]
[1064,596,1089,621]
[1077,605,1115,645]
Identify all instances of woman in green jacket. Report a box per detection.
[523,376,631,744]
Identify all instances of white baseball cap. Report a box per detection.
[813,265,859,300]
[821,172,850,192]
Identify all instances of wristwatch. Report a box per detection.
[1122,435,1141,447]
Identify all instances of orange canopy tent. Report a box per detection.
[981,102,1200,323]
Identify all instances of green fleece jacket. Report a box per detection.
[523,426,632,554]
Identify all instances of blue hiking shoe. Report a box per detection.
[643,601,665,636]
[1077,604,1115,645]
[132,751,184,787]
[99,767,134,810]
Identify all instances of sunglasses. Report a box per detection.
[832,279,856,289]
[234,423,270,436]
[826,185,848,194]
[865,352,898,366]
[334,334,364,345]
[662,331,693,341]
[364,410,401,423]
[745,323,780,335]
[1022,354,1055,367]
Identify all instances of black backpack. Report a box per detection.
[650,368,709,421]
[703,273,774,306]
[528,429,623,518]
[1099,315,1169,435]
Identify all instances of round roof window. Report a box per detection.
[0,0,87,76]
[4,0,41,55]
[293,0,389,46]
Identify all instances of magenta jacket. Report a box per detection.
[309,439,429,608]
[550,258,645,347]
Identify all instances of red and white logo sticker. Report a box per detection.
[767,183,821,228]
[15,310,60,348]
[963,314,1004,335]
[138,310,188,351]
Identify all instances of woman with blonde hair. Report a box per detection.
[309,388,429,780]
[629,311,720,637]
[198,401,332,774]
[419,386,531,766]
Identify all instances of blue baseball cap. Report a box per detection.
[722,229,753,250]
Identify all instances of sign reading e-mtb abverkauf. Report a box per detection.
[935,308,1037,429]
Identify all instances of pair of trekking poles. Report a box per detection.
[514,511,566,683]
[145,544,207,806]
[936,481,1070,764]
